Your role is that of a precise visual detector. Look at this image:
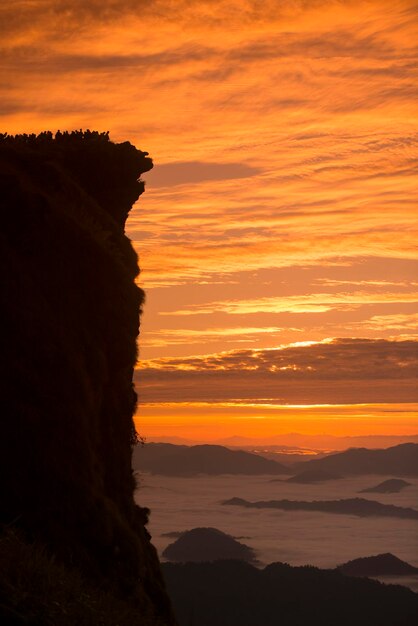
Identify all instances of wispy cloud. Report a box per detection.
[159,291,418,316]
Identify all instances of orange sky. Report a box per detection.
[2,0,417,443]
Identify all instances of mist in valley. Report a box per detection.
[136,472,418,591]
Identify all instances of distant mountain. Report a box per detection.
[144,435,198,445]
[236,446,330,466]
[213,433,418,450]
[298,443,418,476]
[359,479,412,494]
[134,442,188,464]
[286,469,342,483]
[148,434,418,452]
[222,497,418,520]
[162,528,257,564]
[162,560,418,626]
[132,443,289,476]
[338,553,418,577]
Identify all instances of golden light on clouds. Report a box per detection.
[159,291,418,316]
[2,0,417,440]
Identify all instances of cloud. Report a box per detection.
[352,313,418,332]
[140,325,296,349]
[135,338,418,404]
[0,0,369,39]
[159,291,418,316]
[0,44,214,75]
[143,161,262,187]
[138,338,418,377]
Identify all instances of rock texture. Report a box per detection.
[0,131,174,623]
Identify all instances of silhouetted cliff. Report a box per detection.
[0,131,174,623]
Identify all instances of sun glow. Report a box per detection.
[135,402,418,443]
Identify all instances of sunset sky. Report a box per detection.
[2,0,417,443]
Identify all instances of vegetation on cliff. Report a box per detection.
[0,131,174,623]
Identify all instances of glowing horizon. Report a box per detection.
[134,401,418,443]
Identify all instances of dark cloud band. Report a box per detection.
[135,338,418,404]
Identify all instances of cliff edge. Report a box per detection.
[0,131,174,624]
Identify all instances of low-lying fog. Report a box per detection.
[135,473,418,591]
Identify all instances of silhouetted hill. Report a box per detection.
[133,442,289,475]
[359,478,412,493]
[0,131,174,623]
[299,443,418,476]
[338,553,418,577]
[162,528,257,563]
[286,469,342,483]
[223,496,418,520]
[162,560,418,626]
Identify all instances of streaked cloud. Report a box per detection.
[158,291,418,316]
[135,338,418,404]
[352,313,418,333]
[140,326,293,348]
[138,257,418,357]
[144,161,262,188]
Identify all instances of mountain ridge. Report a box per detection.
[298,443,418,476]
[133,442,289,476]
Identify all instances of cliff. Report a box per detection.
[0,131,174,624]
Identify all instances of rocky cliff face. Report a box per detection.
[0,131,174,623]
